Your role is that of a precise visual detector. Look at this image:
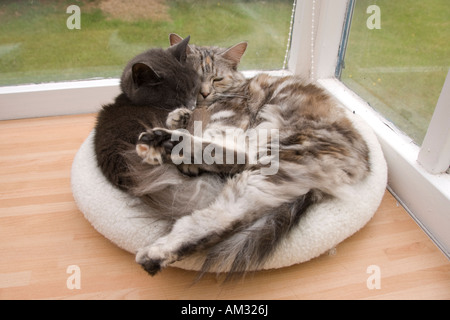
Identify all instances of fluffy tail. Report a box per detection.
[199,190,323,281]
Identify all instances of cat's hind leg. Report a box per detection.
[136,169,308,275]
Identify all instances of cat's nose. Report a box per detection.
[200,91,210,99]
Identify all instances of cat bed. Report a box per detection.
[71,110,387,272]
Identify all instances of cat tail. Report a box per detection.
[198,190,324,281]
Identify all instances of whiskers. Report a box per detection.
[215,92,247,99]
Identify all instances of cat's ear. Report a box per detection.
[221,41,247,69]
[132,63,162,87]
[169,33,184,46]
[168,35,191,63]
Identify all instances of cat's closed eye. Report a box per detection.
[213,77,224,82]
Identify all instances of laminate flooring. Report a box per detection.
[0,113,448,300]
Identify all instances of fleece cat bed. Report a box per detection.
[71,110,387,272]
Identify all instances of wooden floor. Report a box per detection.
[0,113,448,300]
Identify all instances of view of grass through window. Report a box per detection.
[341,0,450,145]
[0,0,293,86]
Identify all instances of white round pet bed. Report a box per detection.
[71,111,387,272]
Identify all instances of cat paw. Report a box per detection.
[140,258,163,276]
[136,244,177,276]
[166,108,192,130]
[136,129,174,165]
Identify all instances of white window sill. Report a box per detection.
[319,78,450,258]
[0,79,121,120]
[0,71,290,120]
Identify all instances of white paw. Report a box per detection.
[136,243,178,276]
[136,143,163,165]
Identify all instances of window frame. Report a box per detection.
[0,79,120,119]
[0,0,448,257]
[288,0,449,257]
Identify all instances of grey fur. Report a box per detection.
[94,36,200,190]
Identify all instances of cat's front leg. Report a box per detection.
[166,107,192,130]
[137,127,247,175]
[136,129,175,165]
[136,128,196,172]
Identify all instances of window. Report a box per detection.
[0,0,294,119]
[340,0,450,146]
[287,0,449,256]
[0,0,293,86]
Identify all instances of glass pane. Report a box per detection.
[341,0,450,145]
[0,0,293,86]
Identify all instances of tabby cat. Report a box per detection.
[133,34,371,278]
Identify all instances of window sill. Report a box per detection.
[0,79,121,120]
[0,71,291,120]
[319,77,450,258]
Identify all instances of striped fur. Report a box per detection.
[134,36,370,279]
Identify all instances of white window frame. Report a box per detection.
[0,79,121,119]
[288,0,449,257]
[0,0,448,257]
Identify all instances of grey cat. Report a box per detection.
[94,36,205,193]
[94,35,224,240]
[133,34,371,278]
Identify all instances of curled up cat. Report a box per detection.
[94,36,225,222]
[94,36,197,190]
[130,34,371,279]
